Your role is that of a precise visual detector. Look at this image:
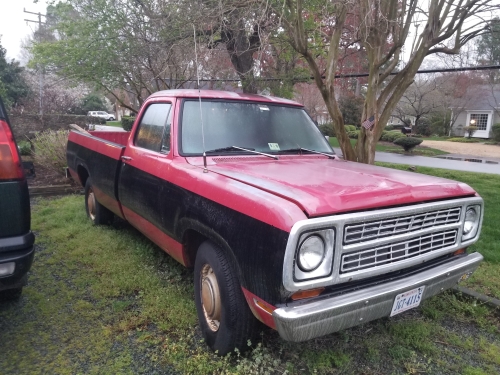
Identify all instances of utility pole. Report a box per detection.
[24,8,46,116]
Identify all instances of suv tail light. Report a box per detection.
[0,119,24,180]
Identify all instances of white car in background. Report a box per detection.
[87,111,115,121]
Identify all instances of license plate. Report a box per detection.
[390,286,425,317]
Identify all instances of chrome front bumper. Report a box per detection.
[273,253,483,342]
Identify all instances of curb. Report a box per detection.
[29,185,83,197]
[452,285,500,309]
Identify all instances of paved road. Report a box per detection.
[333,148,500,175]
[92,124,127,131]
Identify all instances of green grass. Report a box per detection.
[1,174,499,374]
[329,137,449,157]
[105,121,122,127]
[425,136,452,141]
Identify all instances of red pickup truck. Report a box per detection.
[67,90,484,355]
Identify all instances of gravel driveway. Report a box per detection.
[422,140,500,158]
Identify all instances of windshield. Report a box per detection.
[180,100,333,155]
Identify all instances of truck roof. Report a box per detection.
[148,89,303,107]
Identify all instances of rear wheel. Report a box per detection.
[85,178,114,225]
[194,241,259,355]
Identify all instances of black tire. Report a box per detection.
[194,241,259,355]
[85,178,114,225]
[0,287,22,301]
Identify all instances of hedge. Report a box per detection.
[121,116,135,131]
[448,137,479,143]
[87,116,106,125]
[344,125,356,132]
[393,136,422,152]
[380,131,405,142]
[347,130,359,139]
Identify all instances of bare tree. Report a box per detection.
[277,0,498,163]
[393,76,441,129]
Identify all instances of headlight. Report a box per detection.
[462,205,480,241]
[297,235,325,272]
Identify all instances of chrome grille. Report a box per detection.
[341,230,458,273]
[343,207,461,245]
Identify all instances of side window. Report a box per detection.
[135,103,172,152]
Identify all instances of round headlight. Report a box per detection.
[463,207,478,235]
[297,235,325,272]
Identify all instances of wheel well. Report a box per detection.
[183,229,207,267]
[182,228,246,288]
[77,165,89,188]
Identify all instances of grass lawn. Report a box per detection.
[329,137,449,157]
[1,166,499,374]
[105,120,122,127]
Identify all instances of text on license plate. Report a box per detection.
[390,286,425,317]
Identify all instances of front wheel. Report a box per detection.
[85,178,114,225]
[194,241,259,355]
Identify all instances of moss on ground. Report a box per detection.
[0,194,499,374]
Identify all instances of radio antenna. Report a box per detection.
[193,24,208,173]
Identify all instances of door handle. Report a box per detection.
[121,156,132,161]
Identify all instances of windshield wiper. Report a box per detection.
[205,146,255,153]
[279,147,336,159]
[205,146,278,160]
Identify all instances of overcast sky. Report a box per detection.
[0,0,50,62]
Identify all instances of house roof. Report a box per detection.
[462,84,500,111]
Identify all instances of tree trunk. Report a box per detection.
[224,20,260,94]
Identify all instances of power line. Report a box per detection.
[173,65,500,83]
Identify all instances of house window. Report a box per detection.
[470,113,488,131]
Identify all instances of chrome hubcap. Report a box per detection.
[87,189,96,221]
[200,264,221,332]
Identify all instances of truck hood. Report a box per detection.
[200,156,476,217]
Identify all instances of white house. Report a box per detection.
[450,85,500,138]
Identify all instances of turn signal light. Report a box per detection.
[291,287,325,301]
[0,120,24,180]
[453,248,466,256]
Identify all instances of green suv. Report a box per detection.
[0,97,34,300]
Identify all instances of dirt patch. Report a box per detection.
[421,140,500,159]
[22,156,80,194]
[26,163,71,187]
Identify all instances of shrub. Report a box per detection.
[121,116,135,131]
[344,125,356,132]
[32,130,69,176]
[491,123,500,142]
[385,125,396,131]
[394,137,423,152]
[391,132,406,142]
[379,130,389,141]
[381,131,406,142]
[347,130,359,139]
[17,140,32,156]
[87,116,106,125]
[464,125,478,139]
[318,123,335,137]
